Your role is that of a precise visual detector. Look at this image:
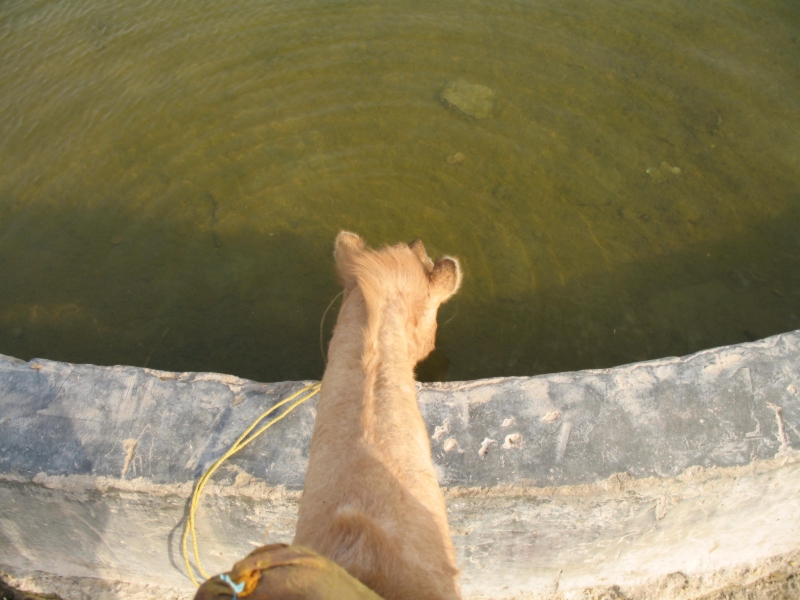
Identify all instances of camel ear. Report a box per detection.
[334,231,366,290]
[429,257,462,303]
[409,239,434,271]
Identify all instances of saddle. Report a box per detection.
[194,544,384,600]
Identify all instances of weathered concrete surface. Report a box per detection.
[1,331,800,599]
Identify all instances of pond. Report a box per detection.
[1,0,799,383]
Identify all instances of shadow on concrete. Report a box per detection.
[0,371,111,591]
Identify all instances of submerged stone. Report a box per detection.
[646,161,681,183]
[446,152,465,164]
[440,80,496,119]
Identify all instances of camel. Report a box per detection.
[293,232,463,600]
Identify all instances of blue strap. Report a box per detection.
[220,573,245,599]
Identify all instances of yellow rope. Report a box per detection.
[181,381,321,586]
[319,290,343,366]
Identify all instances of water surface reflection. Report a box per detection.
[1,0,798,381]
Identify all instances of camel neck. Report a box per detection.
[322,288,419,438]
[370,299,415,389]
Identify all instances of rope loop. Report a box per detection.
[181,382,321,586]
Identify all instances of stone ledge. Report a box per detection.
[1,330,799,598]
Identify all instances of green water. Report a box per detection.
[1,0,799,383]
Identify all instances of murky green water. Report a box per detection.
[1,0,799,383]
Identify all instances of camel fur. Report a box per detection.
[293,232,462,600]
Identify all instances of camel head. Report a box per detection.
[333,231,462,364]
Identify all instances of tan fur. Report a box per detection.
[294,232,462,600]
